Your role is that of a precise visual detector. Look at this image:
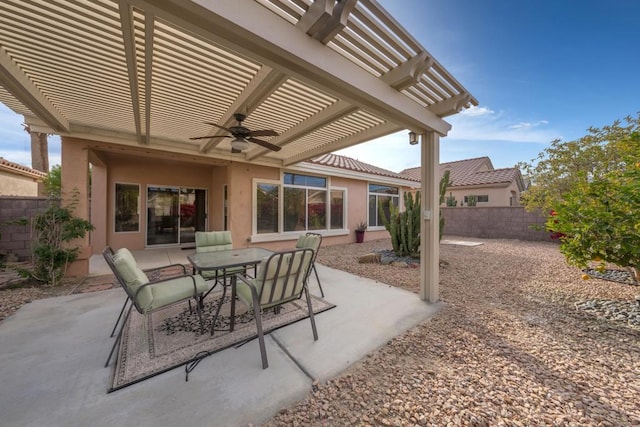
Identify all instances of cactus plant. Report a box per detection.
[380,191,421,258]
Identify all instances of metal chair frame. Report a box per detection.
[235,248,318,369]
[103,246,206,367]
[298,232,325,297]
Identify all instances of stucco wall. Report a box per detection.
[0,196,50,260]
[443,182,521,207]
[441,206,551,241]
[99,154,220,252]
[0,171,40,197]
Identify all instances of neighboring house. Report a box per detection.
[400,156,526,207]
[0,157,47,197]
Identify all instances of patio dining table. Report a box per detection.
[188,247,273,334]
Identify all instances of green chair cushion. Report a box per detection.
[295,234,321,252]
[145,274,209,312]
[195,231,233,253]
[237,251,312,309]
[112,248,153,309]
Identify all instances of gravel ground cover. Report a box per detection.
[1,238,639,425]
[265,237,640,426]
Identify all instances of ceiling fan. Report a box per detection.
[190,113,281,153]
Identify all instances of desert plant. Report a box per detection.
[549,131,640,284]
[445,192,457,207]
[466,195,477,207]
[519,113,639,213]
[355,220,368,231]
[439,170,451,241]
[14,192,94,286]
[380,191,420,258]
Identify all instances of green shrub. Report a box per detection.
[15,194,94,286]
[549,132,640,284]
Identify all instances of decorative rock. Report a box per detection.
[358,253,381,264]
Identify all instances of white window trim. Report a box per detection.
[252,176,350,242]
[367,182,400,230]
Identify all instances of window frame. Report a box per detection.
[367,182,401,230]
[251,174,349,243]
[114,182,140,233]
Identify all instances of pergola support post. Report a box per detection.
[419,131,440,302]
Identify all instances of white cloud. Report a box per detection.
[447,106,560,143]
[458,105,495,117]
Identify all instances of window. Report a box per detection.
[257,183,279,234]
[115,183,139,232]
[368,184,399,227]
[255,173,345,235]
[330,189,344,230]
[283,173,327,231]
[464,195,489,203]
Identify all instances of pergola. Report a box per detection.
[0,0,477,302]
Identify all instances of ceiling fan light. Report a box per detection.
[230,136,249,151]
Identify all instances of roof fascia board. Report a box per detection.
[449,182,510,190]
[0,164,47,179]
[135,0,451,135]
[0,46,69,132]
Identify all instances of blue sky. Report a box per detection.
[1,0,639,172]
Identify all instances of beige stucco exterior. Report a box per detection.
[0,170,41,196]
[0,159,47,197]
[444,180,522,207]
[64,137,398,265]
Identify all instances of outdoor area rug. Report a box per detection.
[109,290,335,392]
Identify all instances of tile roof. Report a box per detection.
[307,154,416,182]
[400,156,522,188]
[0,158,47,179]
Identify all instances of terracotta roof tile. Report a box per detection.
[308,154,417,181]
[400,157,522,188]
[0,157,48,178]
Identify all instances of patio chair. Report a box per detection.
[235,248,318,369]
[195,231,248,281]
[108,260,189,338]
[194,231,250,313]
[295,233,324,297]
[103,246,209,367]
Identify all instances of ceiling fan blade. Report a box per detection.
[250,129,279,137]
[248,137,282,152]
[189,135,231,140]
[204,122,233,133]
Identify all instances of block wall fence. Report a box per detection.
[1,198,554,261]
[441,206,553,241]
[0,196,50,260]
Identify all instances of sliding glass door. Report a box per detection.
[147,186,206,246]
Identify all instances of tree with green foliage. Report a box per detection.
[520,114,639,284]
[42,164,62,198]
[548,130,640,284]
[518,114,639,213]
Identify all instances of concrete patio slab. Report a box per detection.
[1,258,440,427]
